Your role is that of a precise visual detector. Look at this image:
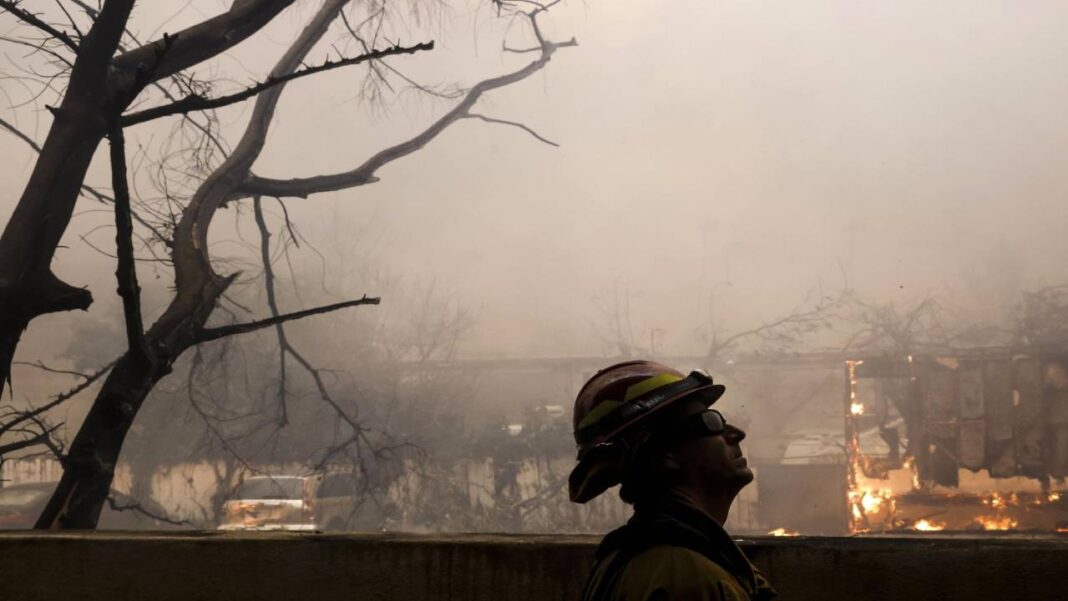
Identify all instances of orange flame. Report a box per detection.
[767,527,799,537]
[976,516,1018,531]
[913,519,945,531]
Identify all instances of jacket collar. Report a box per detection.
[596,494,760,595]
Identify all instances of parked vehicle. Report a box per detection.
[0,481,182,529]
[217,473,368,532]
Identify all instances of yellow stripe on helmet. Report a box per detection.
[576,400,623,430]
[623,373,683,402]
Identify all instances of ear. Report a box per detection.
[658,449,682,473]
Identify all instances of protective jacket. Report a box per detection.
[580,498,776,601]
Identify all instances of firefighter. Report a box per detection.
[569,361,776,601]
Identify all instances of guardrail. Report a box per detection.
[1,531,1065,601]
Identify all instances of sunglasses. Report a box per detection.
[676,409,728,440]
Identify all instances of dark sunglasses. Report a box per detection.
[676,409,728,440]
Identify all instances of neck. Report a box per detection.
[667,486,735,526]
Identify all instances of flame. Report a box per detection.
[913,519,945,531]
[767,527,799,537]
[977,516,1018,531]
[858,489,891,514]
[984,493,1006,509]
[843,355,1068,535]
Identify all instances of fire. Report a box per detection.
[767,527,799,537]
[843,355,1068,535]
[976,516,1018,531]
[859,489,891,514]
[913,519,945,531]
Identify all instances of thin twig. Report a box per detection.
[464,113,558,147]
[0,0,80,52]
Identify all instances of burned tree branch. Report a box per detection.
[108,125,150,364]
[251,195,399,480]
[0,0,80,52]
[0,422,59,457]
[0,115,169,238]
[196,296,381,344]
[0,358,115,438]
[0,114,41,150]
[237,10,576,199]
[105,495,193,528]
[252,196,289,425]
[121,41,434,127]
[706,285,849,362]
[170,0,352,289]
[53,1,84,43]
[464,113,559,147]
[108,0,296,88]
[12,360,92,379]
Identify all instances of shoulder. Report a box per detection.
[615,545,750,601]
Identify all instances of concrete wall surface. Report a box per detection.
[0,532,1065,601]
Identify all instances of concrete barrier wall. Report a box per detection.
[1,532,1065,601]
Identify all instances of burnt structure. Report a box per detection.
[847,351,1068,533]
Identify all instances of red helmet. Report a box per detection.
[568,360,725,503]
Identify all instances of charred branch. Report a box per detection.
[196,296,380,344]
[170,0,352,294]
[252,196,289,425]
[0,358,115,440]
[108,125,150,365]
[12,360,94,379]
[0,0,80,52]
[0,419,60,457]
[104,495,193,527]
[463,113,559,147]
[108,0,296,89]
[0,115,164,238]
[706,285,849,362]
[238,31,577,198]
[121,41,434,127]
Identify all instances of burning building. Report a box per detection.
[846,353,1068,534]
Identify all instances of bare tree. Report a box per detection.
[0,1,576,528]
[701,285,848,367]
[1014,284,1068,351]
[0,1,305,392]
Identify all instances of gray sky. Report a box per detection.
[4,0,1068,370]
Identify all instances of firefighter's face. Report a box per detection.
[671,400,754,494]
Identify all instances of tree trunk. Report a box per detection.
[0,0,137,389]
[34,350,160,528]
[33,283,223,528]
[34,0,346,529]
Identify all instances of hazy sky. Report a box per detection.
[4,0,1068,367]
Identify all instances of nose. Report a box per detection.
[724,423,746,444]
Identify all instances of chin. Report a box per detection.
[734,467,755,488]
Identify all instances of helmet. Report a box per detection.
[568,360,725,503]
